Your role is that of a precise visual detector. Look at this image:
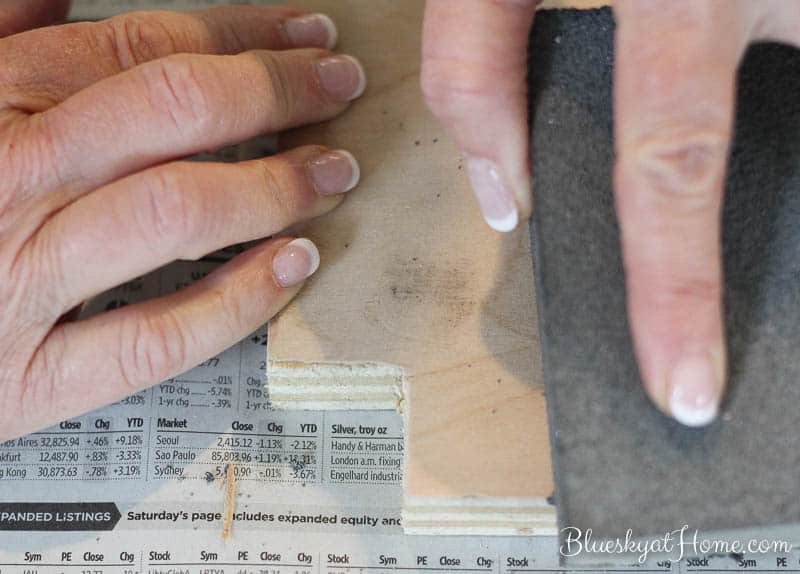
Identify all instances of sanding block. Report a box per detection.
[529,7,800,544]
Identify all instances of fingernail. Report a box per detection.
[315,55,366,101]
[668,353,721,427]
[273,238,320,288]
[465,157,519,232]
[308,149,360,195]
[285,13,338,50]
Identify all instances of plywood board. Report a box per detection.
[267,0,554,534]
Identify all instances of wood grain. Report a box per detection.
[267,0,553,533]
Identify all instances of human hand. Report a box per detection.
[0,2,365,441]
[421,0,800,426]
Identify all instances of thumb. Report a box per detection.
[421,0,538,232]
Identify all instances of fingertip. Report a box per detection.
[340,55,367,99]
[636,337,727,428]
[272,238,320,288]
[285,13,338,50]
[307,148,360,195]
[465,157,520,232]
[315,54,367,102]
[666,347,726,427]
[487,210,520,233]
[317,14,338,50]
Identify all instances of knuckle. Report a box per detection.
[0,115,69,214]
[195,10,246,53]
[0,54,15,90]
[22,229,71,316]
[255,160,295,221]
[19,331,68,422]
[420,56,519,116]
[142,55,216,134]
[627,124,728,209]
[0,133,22,219]
[106,14,179,69]
[117,311,188,388]
[136,166,201,254]
[256,52,295,122]
[652,274,721,309]
[208,285,247,336]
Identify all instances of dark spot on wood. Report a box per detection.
[414,140,420,146]
[372,256,477,337]
[432,138,438,143]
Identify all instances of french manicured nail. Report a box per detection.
[273,238,320,288]
[668,353,721,427]
[465,157,519,232]
[308,150,360,195]
[315,55,366,101]
[285,13,337,50]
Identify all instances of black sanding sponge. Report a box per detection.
[529,8,800,540]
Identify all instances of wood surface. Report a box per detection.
[402,498,557,537]
[267,0,554,533]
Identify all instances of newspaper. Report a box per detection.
[0,246,564,568]
[0,1,796,572]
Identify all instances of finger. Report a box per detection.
[0,0,69,38]
[614,0,755,426]
[32,145,359,312]
[12,237,320,440]
[421,0,538,232]
[21,48,365,205]
[0,6,337,112]
[746,0,800,47]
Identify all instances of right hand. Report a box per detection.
[0,3,365,441]
[421,0,800,427]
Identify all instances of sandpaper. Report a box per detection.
[529,8,800,540]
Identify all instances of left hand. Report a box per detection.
[0,0,365,441]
